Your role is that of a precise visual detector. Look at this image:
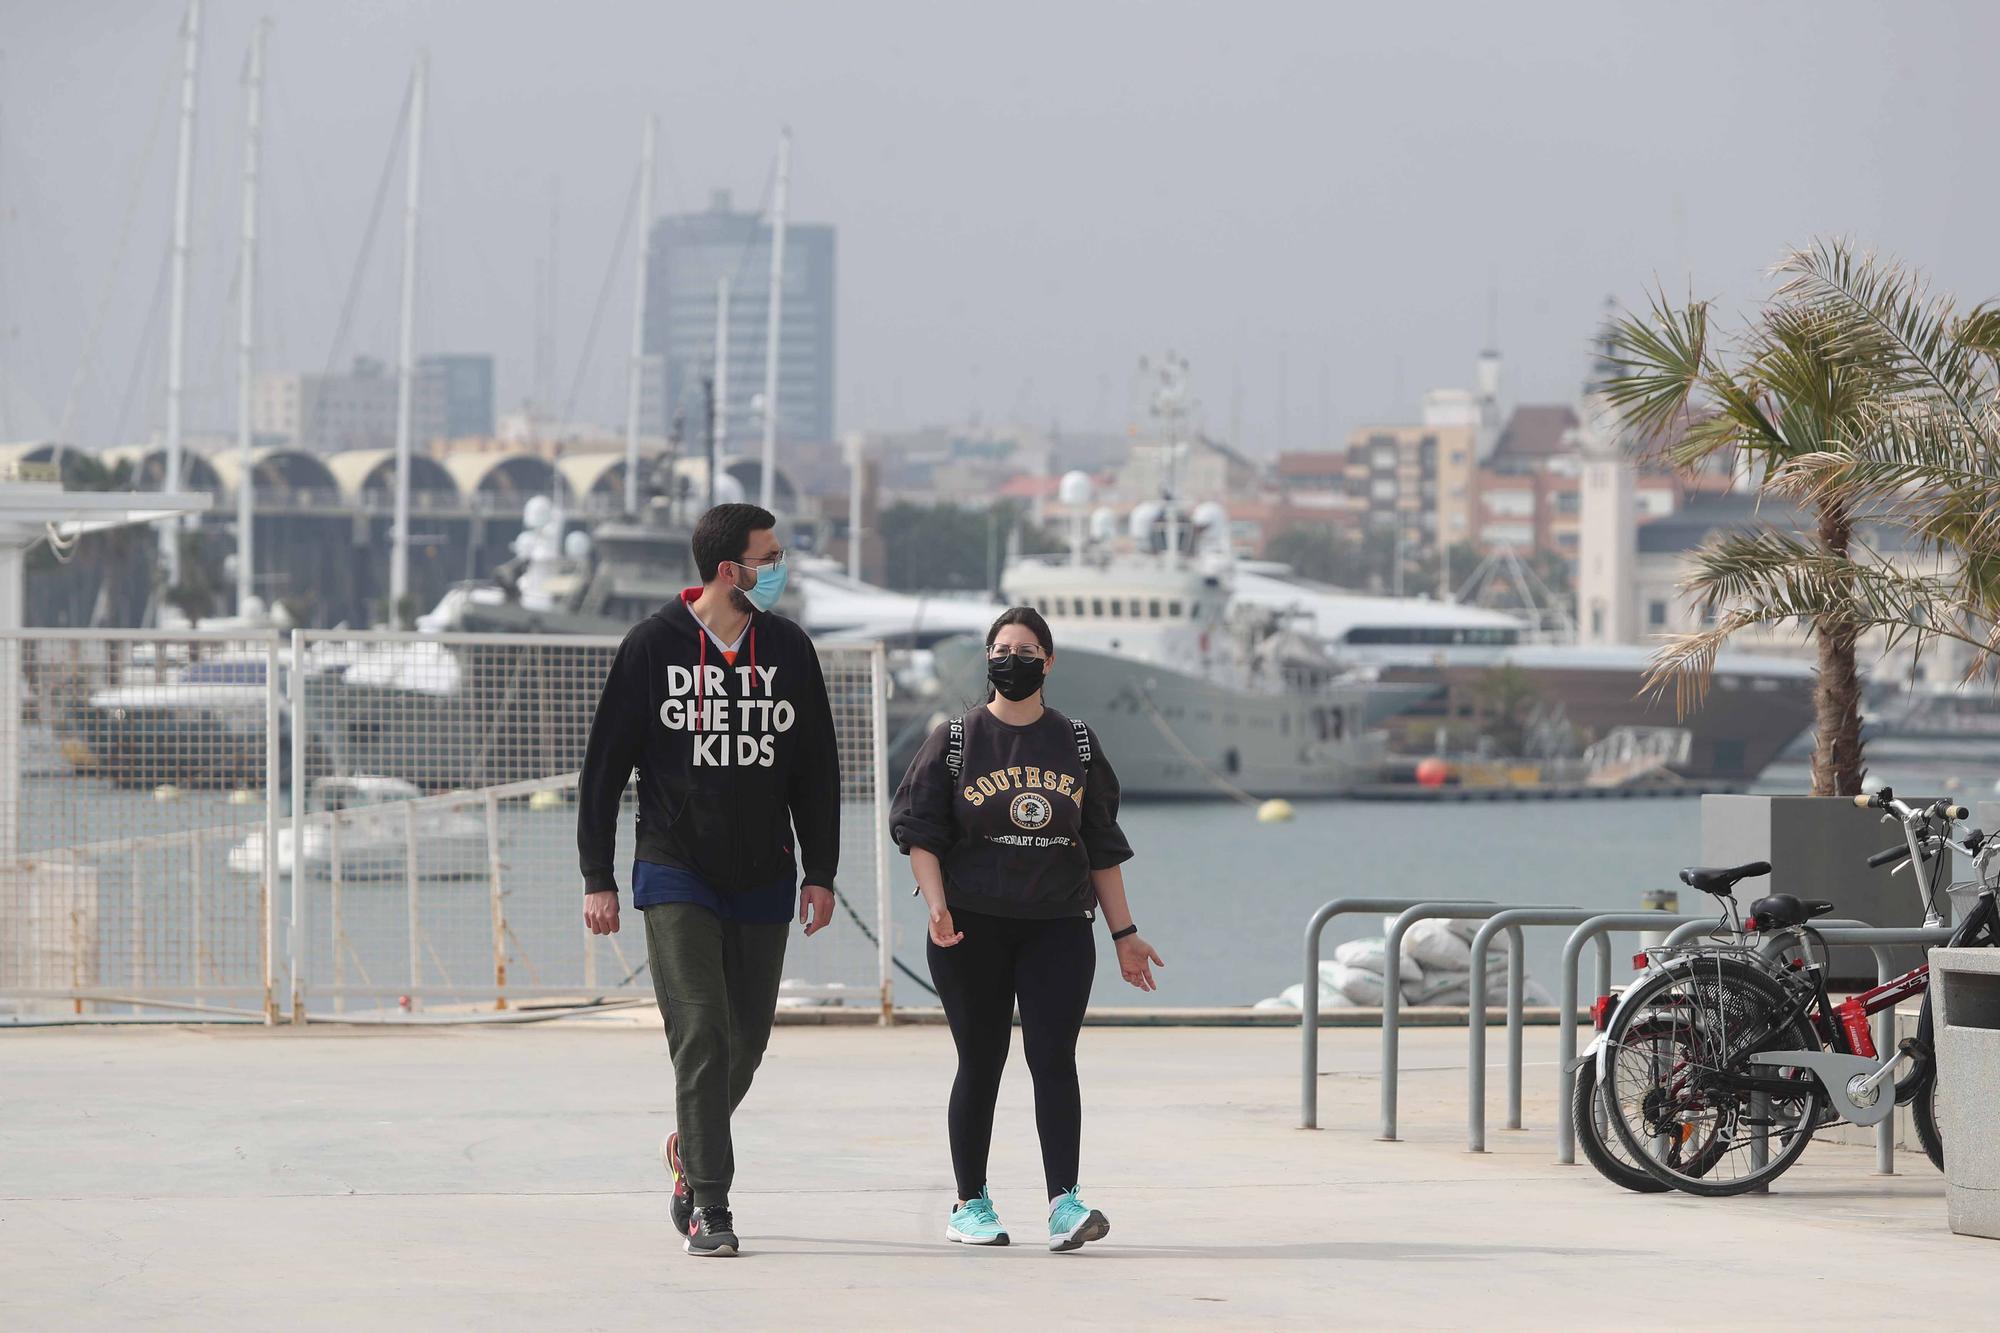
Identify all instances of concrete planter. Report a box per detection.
[1701,795,1936,981]
[1932,947,2000,1239]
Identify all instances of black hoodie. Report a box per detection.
[577,589,840,896]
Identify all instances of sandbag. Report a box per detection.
[1333,936,1423,985]
[1327,961,1388,1006]
[1257,975,1362,1013]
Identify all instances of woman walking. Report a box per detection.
[891,607,1164,1252]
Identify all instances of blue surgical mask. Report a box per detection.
[738,557,788,611]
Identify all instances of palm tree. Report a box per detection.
[1600,240,2000,796]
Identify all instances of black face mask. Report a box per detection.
[986,652,1047,702]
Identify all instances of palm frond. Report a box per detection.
[1774,239,1994,435]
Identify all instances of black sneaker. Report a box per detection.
[685,1205,739,1257]
[662,1132,693,1235]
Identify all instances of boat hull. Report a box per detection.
[931,638,1417,798]
[1377,657,1814,782]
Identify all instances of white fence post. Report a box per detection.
[289,628,306,1022]
[871,642,894,1024]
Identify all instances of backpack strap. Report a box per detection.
[1071,718,1093,772]
[946,716,966,780]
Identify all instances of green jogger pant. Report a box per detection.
[641,902,790,1209]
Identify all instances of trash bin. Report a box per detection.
[1932,947,2000,1239]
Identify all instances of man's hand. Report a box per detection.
[584,889,620,935]
[800,884,835,936]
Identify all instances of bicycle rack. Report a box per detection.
[1300,897,1488,1130]
[1465,909,1616,1153]
[1663,917,1873,949]
[1553,913,1713,1164]
[1381,903,1531,1141]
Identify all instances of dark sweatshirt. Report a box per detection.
[890,705,1133,919]
[577,589,840,896]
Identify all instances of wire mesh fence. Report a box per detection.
[0,630,280,1019]
[0,629,893,1022]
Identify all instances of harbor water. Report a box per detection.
[27,744,1996,1014]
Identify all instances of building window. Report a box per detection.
[1648,600,1667,628]
[1108,599,1123,618]
[1590,606,1604,637]
[1149,598,1162,618]
[1091,598,1104,616]
[1168,599,1183,617]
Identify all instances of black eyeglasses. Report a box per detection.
[737,550,787,570]
[985,644,1046,661]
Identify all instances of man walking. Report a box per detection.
[578,502,840,1257]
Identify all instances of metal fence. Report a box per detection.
[0,628,894,1023]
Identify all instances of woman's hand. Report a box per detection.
[929,903,964,948]
[1115,933,1164,991]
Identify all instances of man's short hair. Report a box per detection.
[691,503,777,582]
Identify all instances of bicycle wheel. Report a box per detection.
[1601,953,1824,1196]
[1573,1038,1670,1194]
[1910,990,1945,1171]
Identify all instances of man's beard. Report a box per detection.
[728,583,755,614]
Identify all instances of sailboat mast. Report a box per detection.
[389,54,426,622]
[757,129,791,511]
[161,0,201,589]
[712,274,731,471]
[234,19,268,612]
[622,115,655,516]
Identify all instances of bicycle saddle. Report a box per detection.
[1678,861,1772,896]
[1747,893,1837,930]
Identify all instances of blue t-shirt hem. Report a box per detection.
[633,860,796,924]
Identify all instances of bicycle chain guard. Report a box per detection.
[1748,1050,1894,1126]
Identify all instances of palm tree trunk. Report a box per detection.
[1810,500,1867,796]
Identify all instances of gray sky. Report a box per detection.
[2,0,1996,454]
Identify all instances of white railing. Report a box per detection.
[0,628,896,1024]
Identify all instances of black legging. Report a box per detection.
[927,909,1095,1202]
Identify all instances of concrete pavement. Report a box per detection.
[1,1015,1989,1330]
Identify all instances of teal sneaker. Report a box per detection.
[946,1188,1010,1246]
[1047,1189,1109,1252]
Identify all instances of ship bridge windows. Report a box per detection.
[1340,626,1521,646]
[1109,599,1123,617]
[1168,599,1183,617]
[1149,598,1162,618]
[1091,597,1104,616]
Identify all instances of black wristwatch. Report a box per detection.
[1110,923,1138,941]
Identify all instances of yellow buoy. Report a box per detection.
[152,784,183,802]
[528,789,563,811]
[1257,798,1295,824]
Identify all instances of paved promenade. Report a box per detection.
[2,1015,1989,1330]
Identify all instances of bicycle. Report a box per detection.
[1592,789,1994,1195]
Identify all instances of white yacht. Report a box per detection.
[931,497,1429,798]
[227,776,488,880]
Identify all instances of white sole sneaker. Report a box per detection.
[1048,1209,1109,1252]
[946,1223,1011,1246]
[682,1236,738,1258]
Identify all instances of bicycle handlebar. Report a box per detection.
[1868,843,1919,869]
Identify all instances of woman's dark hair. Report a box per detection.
[985,606,1054,656]
[691,503,777,582]
[982,606,1054,703]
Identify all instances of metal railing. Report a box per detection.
[1380,902,1526,1141]
[1465,908,1616,1152]
[1,628,896,1024]
[1299,896,1486,1129]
